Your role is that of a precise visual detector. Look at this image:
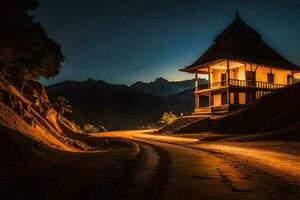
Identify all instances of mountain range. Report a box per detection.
[130,77,207,97]
[46,78,199,130]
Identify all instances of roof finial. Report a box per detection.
[236,9,239,18]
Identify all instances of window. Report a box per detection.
[267,73,274,83]
[239,92,246,104]
[230,92,235,105]
[213,94,221,106]
[246,71,256,86]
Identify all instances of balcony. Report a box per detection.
[196,79,287,91]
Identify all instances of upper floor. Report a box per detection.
[195,60,296,92]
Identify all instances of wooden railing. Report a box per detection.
[196,79,287,91]
[229,79,286,89]
[211,80,228,87]
[197,80,227,90]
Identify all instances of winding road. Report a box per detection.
[93,130,299,200]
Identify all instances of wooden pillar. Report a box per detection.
[227,60,230,86]
[227,61,230,105]
[194,72,199,112]
[208,66,212,108]
[244,63,247,81]
[194,94,199,111]
[195,73,198,92]
[227,89,230,105]
[292,70,295,84]
[255,64,259,72]
[208,66,211,88]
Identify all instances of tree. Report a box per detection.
[0,0,64,86]
[159,111,177,126]
[52,96,72,116]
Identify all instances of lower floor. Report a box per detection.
[194,88,273,114]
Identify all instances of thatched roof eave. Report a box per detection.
[180,58,300,73]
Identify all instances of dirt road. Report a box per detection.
[3,129,298,200]
[94,130,284,200]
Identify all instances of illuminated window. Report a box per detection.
[213,94,221,106]
[230,92,234,104]
[239,92,246,104]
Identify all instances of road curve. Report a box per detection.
[93,131,262,200]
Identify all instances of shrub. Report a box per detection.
[83,124,99,133]
[98,125,107,132]
[159,111,177,126]
[83,124,107,133]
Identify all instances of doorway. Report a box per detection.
[246,71,256,86]
[221,92,227,105]
[221,73,227,86]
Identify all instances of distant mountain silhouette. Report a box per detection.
[130,77,207,97]
[46,79,194,130]
[168,88,194,101]
[168,88,209,106]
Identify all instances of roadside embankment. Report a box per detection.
[0,126,141,200]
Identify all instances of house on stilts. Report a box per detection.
[180,11,300,115]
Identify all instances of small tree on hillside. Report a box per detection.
[159,111,177,126]
[52,96,72,117]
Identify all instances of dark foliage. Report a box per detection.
[0,0,64,84]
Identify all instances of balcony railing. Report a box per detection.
[229,79,286,89]
[196,79,287,91]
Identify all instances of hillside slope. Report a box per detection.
[214,82,300,133]
[0,75,141,199]
[0,77,76,151]
[0,75,121,151]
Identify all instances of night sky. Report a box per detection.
[33,0,300,85]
